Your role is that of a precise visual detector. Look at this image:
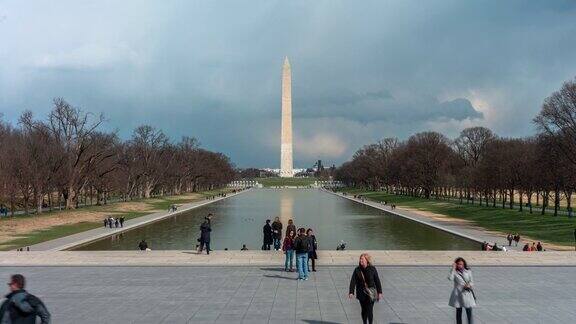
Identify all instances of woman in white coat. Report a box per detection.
[448,257,476,324]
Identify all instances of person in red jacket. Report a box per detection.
[282,230,296,271]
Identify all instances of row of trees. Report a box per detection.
[0,98,236,215]
[336,78,576,217]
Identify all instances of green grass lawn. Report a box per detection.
[0,188,233,251]
[256,177,317,187]
[343,189,576,246]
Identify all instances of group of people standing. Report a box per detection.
[523,241,544,251]
[262,218,318,280]
[506,233,521,246]
[103,216,124,228]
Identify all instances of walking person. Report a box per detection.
[0,274,51,324]
[114,218,119,228]
[306,228,318,272]
[506,234,512,246]
[103,219,108,228]
[198,215,212,255]
[513,233,520,247]
[449,257,476,324]
[282,230,295,272]
[119,217,124,227]
[271,217,283,251]
[294,228,310,280]
[348,253,383,324]
[262,219,273,250]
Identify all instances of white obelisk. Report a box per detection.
[280,57,294,178]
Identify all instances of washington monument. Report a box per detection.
[280,57,294,177]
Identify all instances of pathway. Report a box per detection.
[26,189,250,251]
[0,265,574,323]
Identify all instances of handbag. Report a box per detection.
[359,270,378,302]
[456,271,477,301]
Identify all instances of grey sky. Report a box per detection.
[1,0,575,168]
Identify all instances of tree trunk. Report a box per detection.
[541,191,549,215]
[48,193,53,212]
[65,186,76,209]
[509,188,514,209]
[492,189,496,207]
[36,194,43,214]
[554,189,560,217]
[567,191,573,217]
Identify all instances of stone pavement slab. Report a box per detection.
[2,250,576,267]
[0,265,574,323]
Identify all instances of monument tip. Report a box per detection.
[284,56,290,66]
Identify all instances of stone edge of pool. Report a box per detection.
[1,250,575,267]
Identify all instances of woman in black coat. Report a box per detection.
[349,253,383,324]
[306,228,318,272]
[262,219,273,250]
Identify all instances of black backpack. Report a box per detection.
[295,236,310,252]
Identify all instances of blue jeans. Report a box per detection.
[273,238,281,250]
[285,249,294,270]
[296,253,309,279]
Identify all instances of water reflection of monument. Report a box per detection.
[279,192,294,226]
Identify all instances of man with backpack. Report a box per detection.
[0,274,50,324]
[293,228,310,281]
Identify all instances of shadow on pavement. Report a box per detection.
[263,274,297,280]
[259,267,288,272]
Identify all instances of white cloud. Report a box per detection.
[295,132,348,159]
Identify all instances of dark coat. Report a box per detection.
[282,236,294,251]
[293,234,309,254]
[286,224,296,237]
[308,234,318,259]
[0,290,51,324]
[263,223,273,244]
[200,221,211,242]
[349,266,383,301]
[271,221,283,239]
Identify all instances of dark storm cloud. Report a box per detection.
[1,0,576,167]
[293,89,482,123]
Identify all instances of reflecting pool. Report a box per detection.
[74,189,479,250]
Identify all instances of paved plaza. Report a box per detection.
[2,250,576,267]
[0,265,574,323]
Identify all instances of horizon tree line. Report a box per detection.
[335,77,576,217]
[0,98,236,215]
